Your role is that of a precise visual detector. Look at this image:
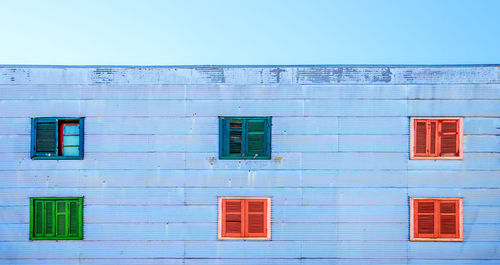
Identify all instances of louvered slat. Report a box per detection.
[45,201,54,236]
[415,121,427,155]
[415,200,436,238]
[69,202,78,235]
[35,122,57,154]
[247,120,265,156]
[245,199,267,237]
[429,121,437,155]
[439,201,459,238]
[222,200,243,237]
[229,120,242,154]
[440,120,458,155]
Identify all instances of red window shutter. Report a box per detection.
[415,120,428,156]
[222,199,244,237]
[440,120,459,156]
[414,200,436,238]
[244,199,267,237]
[438,200,460,238]
[429,121,438,155]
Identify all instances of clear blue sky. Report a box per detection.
[1,0,499,65]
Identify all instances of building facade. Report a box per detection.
[0,65,499,264]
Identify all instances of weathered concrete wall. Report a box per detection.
[0,65,499,265]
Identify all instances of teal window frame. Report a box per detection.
[31,117,84,160]
[219,116,271,160]
[30,197,84,240]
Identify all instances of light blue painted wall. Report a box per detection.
[0,65,499,264]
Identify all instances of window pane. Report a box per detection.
[63,135,79,146]
[63,147,79,156]
[63,124,79,135]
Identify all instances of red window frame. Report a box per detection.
[218,197,271,240]
[410,117,463,160]
[410,197,463,241]
[58,121,79,156]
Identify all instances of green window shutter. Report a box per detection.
[45,201,55,236]
[247,119,266,157]
[56,201,67,236]
[35,121,57,155]
[35,201,44,237]
[30,197,83,240]
[69,201,79,236]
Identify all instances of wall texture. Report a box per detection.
[0,65,499,264]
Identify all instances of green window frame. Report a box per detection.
[219,117,271,160]
[30,197,83,240]
[31,117,84,160]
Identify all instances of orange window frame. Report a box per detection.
[218,197,271,240]
[410,117,463,160]
[410,197,463,241]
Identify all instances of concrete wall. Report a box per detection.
[0,65,499,264]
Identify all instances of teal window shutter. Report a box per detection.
[33,119,57,157]
[219,117,271,160]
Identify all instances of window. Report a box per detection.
[218,197,271,240]
[410,117,463,160]
[30,197,83,240]
[410,197,463,241]
[219,117,271,159]
[31,117,84,159]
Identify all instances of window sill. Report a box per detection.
[31,156,83,160]
[410,156,463,160]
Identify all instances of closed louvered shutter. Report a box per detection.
[415,200,436,238]
[440,120,459,156]
[439,201,459,238]
[222,199,244,237]
[56,201,67,236]
[415,120,427,156]
[69,201,79,236]
[35,121,57,155]
[34,201,44,237]
[429,121,438,155]
[247,119,266,157]
[45,201,55,237]
[245,199,267,237]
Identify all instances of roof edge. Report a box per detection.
[0,64,499,68]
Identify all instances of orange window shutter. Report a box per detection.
[440,120,459,156]
[415,200,436,238]
[438,200,460,238]
[222,199,244,237]
[415,120,428,156]
[244,199,267,237]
